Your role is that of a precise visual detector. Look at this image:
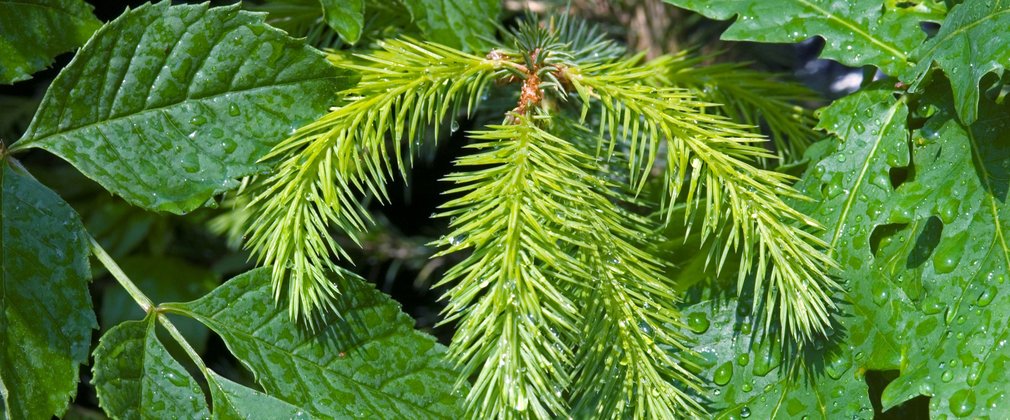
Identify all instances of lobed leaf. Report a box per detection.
[683,299,874,419]
[0,0,101,84]
[663,0,927,78]
[908,0,1010,123]
[793,84,916,372]
[11,1,355,214]
[163,268,464,418]
[0,159,95,419]
[873,87,1010,418]
[91,314,210,419]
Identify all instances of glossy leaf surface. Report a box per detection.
[320,0,364,43]
[0,160,94,419]
[909,0,1010,123]
[12,2,355,214]
[401,0,499,50]
[92,315,210,419]
[662,0,926,78]
[683,299,873,419]
[166,268,464,418]
[206,370,313,419]
[0,0,100,83]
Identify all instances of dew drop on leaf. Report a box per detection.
[949,388,976,417]
[941,370,954,383]
[687,312,710,334]
[713,361,733,386]
[824,352,851,380]
[977,286,996,307]
[736,353,750,367]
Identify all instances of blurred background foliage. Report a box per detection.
[0,1,874,417]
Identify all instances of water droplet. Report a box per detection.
[742,382,753,392]
[228,103,241,116]
[450,119,460,133]
[977,286,997,307]
[740,406,751,418]
[736,353,750,367]
[825,352,851,380]
[713,361,734,386]
[941,370,954,382]
[687,312,710,334]
[190,115,207,126]
[949,388,976,417]
[871,281,889,306]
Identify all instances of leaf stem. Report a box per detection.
[89,235,210,374]
[89,235,153,312]
[157,314,209,373]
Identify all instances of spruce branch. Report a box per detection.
[434,117,585,418]
[663,51,819,160]
[245,38,507,323]
[436,116,704,418]
[566,57,840,342]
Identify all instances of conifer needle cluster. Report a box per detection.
[242,15,838,418]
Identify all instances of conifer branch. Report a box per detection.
[436,117,705,418]
[245,38,508,322]
[663,52,819,160]
[434,117,585,418]
[566,59,840,341]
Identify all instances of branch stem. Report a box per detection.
[90,235,208,373]
[89,235,153,312]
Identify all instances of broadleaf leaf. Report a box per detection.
[873,87,1010,418]
[794,84,917,371]
[320,0,364,44]
[909,0,1010,123]
[92,314,210,419]
[683,299,874,419]
[0,0,101,84]
[400,0,499,50]
[11,1,355,214]
[662,0,926,78]
[0,159,95,419]
[165,268,464,418]
[206,370,313,419]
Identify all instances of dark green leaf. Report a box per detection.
[92,314,209,419]
[11,2,356,214]
[872,87,1010,418]
[100,256,217,354]
[400,0,499,50]
[0,0,101,84]
[662,0,926,78]
[794,84,916,371]
[797,81,1010,417]
[164,268,464,418]
[0,159,94,419]
[320,0,364,44]
[909,0,1010,123]
[206,370,314,419]
[683,299,874,419]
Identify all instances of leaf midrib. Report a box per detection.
[10,76,335,153]
[794,0,908,63]
[916,3,1010,61]
[828,98,905,255]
